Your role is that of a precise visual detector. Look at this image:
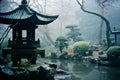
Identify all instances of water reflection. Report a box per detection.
[39,59,120,80]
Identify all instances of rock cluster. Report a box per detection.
[0,65,54,80]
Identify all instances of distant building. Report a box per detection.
[112,27,120,46]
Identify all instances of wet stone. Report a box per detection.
[0,65,14,80]
[0,65,55,80]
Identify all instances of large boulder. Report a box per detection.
[99,54,108,61]
[0,65,55,80]
[0,65,14,80]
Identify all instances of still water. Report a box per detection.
[38,58,120,80]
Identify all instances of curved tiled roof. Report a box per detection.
[0,3,58,25]
[112,31,120,34]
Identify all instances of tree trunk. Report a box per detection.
[99,7,105,44]
[76,0,111,48]
[99,19,104,44]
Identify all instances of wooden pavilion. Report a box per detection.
[0,0,58,65]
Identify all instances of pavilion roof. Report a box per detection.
[112,31,120,34]
[0,1,58,25]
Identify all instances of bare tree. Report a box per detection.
[95,0,119,44]
[96,0,119,5]
[30,0,55,46]
[76,0,112,48]
[96,0,107,44]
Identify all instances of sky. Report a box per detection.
[36,0,120,44]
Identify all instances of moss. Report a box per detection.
[72,41,90,55]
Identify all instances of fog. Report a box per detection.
[0,0,120,45]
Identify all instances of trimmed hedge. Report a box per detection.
[107,46,120,57]
[56,36,67,41]
[106,46,120,65]
[73,41,90,55]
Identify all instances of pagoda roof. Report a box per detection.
[112,31,120,34]
[0,1,58,25]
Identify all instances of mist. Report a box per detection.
[0,0,120,45]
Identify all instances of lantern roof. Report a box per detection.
[0,0,58,25]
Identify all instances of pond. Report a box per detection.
[37,58,120,80]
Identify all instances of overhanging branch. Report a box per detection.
[76,0,111,48]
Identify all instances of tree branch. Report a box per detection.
[76,0,111,48]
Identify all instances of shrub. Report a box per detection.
[51,52,57,59]
[59,51,70,59]
[73,41,90,56]
[106,46,120,57]
[106,46,120,65]
[56,36,67,41]
[55,36,68,53]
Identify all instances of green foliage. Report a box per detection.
[73,41,90,55]
[55,36,68,53]
[56,36,67,41]
[100,39,108,51]
[59,51,68,59]
[106,46,120,65]
[106,46,120,57]
[55,36,68,47]
[66,25,83,42]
